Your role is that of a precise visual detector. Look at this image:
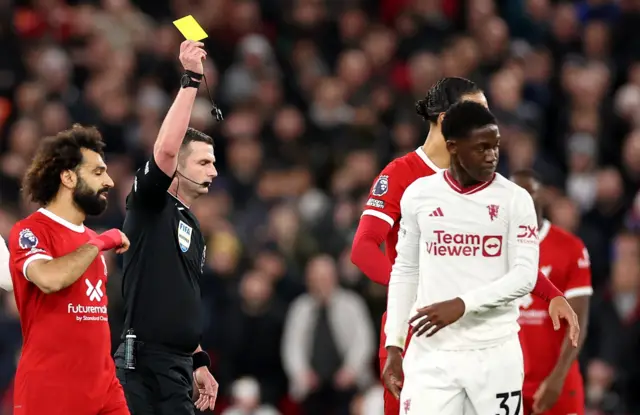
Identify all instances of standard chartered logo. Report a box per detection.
[85,279,103,301]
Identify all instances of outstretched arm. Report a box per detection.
[154,40,205,176]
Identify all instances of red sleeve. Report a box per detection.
[531,271,563,302]
[351,215,392,286]
[360,161,405,228]
[351,162,406,286]
[564,241,593,299]
[9,223,53,282]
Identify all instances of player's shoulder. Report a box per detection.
[9,213,52,252]
[492,173,527,193]
[10,212,49,239]
[403,170,445,199]
[380,149,437,179]
[547,222,585,249]
[491,174,533,201]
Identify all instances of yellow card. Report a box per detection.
[173,15,208,41]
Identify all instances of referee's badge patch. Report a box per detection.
[178,220,193,252]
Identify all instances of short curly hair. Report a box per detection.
[441,101,497,141]
[23,124,106,206]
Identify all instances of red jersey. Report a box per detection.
[9,209,115,392]
[363,147,440,264]
[361,147,441,358]
[518,220,592,382]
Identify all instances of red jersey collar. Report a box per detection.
[443,170,495,195]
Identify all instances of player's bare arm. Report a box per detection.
[154,40,206,176]
[383,346,404,399]
[26,230,128,294]
[533,295,589,413]
[532,240,592,413]
[192,344,219,411]
[532,274,580,343]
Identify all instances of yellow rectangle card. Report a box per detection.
[173,15,208,41]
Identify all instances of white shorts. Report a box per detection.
[400,336,524,415]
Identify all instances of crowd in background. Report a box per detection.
[0,0,639,414]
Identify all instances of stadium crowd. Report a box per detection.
[0,0,639,414]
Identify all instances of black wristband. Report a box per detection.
[185,70,203,81]
[193,350,211,370]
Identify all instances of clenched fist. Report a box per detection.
[179,40,206,75]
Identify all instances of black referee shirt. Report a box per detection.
[121,156,206,353]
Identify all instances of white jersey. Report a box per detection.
[385,170,539,351]
[0,234,12,291]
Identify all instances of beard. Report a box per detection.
[73,177,108,216]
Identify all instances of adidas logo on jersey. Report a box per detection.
[429,207,444,217]
[85,279,104,302]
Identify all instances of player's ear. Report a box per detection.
[437,112,446,125]
[60,169,77,189]
[445,139,457,155]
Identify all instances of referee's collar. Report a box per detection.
[168,192,190,210]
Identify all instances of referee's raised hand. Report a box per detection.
[179,40,206,75]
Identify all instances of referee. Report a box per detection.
[114,40,218,415]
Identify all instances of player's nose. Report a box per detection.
[209,165,218,179]
[104,174,115,188]
[484,149,498,164]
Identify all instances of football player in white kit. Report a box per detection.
[386,101,539,415]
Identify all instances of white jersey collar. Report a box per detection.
[539,219,551,242]
[415,147,443,172]
[38,208,85,233]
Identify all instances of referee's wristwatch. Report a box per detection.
[180,70,202,89]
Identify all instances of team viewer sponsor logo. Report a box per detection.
[426,230,503,257]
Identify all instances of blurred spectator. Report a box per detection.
[221,377,281,415]
[281,255,374,414]
[218,270,288,406]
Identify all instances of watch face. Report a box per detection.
[181,75,190,87]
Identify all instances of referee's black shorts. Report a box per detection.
[115,343,194,415]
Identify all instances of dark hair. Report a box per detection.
[511,169,542,183]
[180,127,214,153]
[23,124,105,206]
[415,77,482,123]
[441,101,497,141]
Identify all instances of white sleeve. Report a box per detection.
[459,188,538,314]
[0,235,12,291]
[385,185,420,350]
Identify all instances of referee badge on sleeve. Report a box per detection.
[178,221,193,252]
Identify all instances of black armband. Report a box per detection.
[193,350,211,370]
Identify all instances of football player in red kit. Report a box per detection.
[513,170,592,415]
[351,78,580,415]
[8,125,131,415]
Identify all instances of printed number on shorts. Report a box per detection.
[495,390,522,415]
